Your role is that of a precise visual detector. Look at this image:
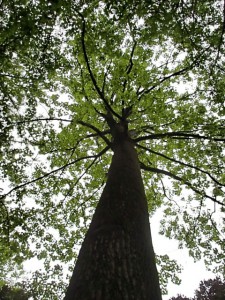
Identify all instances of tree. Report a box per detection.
[195,277,225,300]
[170,277,225,300]
[170,296,191,300]
[64,116,162,299]
[0,0,225,298]
[0,284,29,300]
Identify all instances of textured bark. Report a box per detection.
[64,125,162,300]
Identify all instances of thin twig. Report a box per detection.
[73,145,110,187]
[137,65,191,100]
[12,118,72,126]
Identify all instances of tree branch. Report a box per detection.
[137,144,225,187]
[126,40,137,75]
[0,148,110,201]
[134,131,225,143]
[102,62,112,95]
[79,180,105,208]
[12,118,73,126]
[122,40,137,93]
[159,178,181,211]
[78,120,112,147]
[137,65,191,100]
[140,161,224,206]
[48,130,111,154]
[78,12,121,120]
[73,145,110,187]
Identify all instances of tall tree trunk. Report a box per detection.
[64,125,162,300]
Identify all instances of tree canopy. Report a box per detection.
[170,277,225,300]
[1,0,225,298]
[0,283,29,300]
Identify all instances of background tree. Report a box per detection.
[0,0,225,298]
[170,296,191,300]
[0,283,29,300]
[170,277,225,300]
[195,277,225,300]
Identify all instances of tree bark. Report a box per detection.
[64,126,162,300]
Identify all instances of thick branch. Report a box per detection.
[126,41,137,75]
[137,144,225,187]
[122,40,137,93]
[140,162,224,206]
[78,120,112,147]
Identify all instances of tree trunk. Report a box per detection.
[64,125,162,300]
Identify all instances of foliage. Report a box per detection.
[156,254,182,295]
[170,296,190,300]
[170,277,225,300]
[195,277,225,300]
[0,284,29,300]
[0,0,225,297]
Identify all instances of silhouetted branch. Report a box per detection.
[137,144,225,187]
[78,12,121,120]
[209,211,225,240]
[12,118,72,126]
[48,130,111,154]
[78,120,112,147]
[135,131,225,142]
[126,41,137,75]
[122,40,137,93]
[159,178,181,211]
[73,146,110,187]
[137,65,191,100]
[140,162,224,206]
[0,148,110,201]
